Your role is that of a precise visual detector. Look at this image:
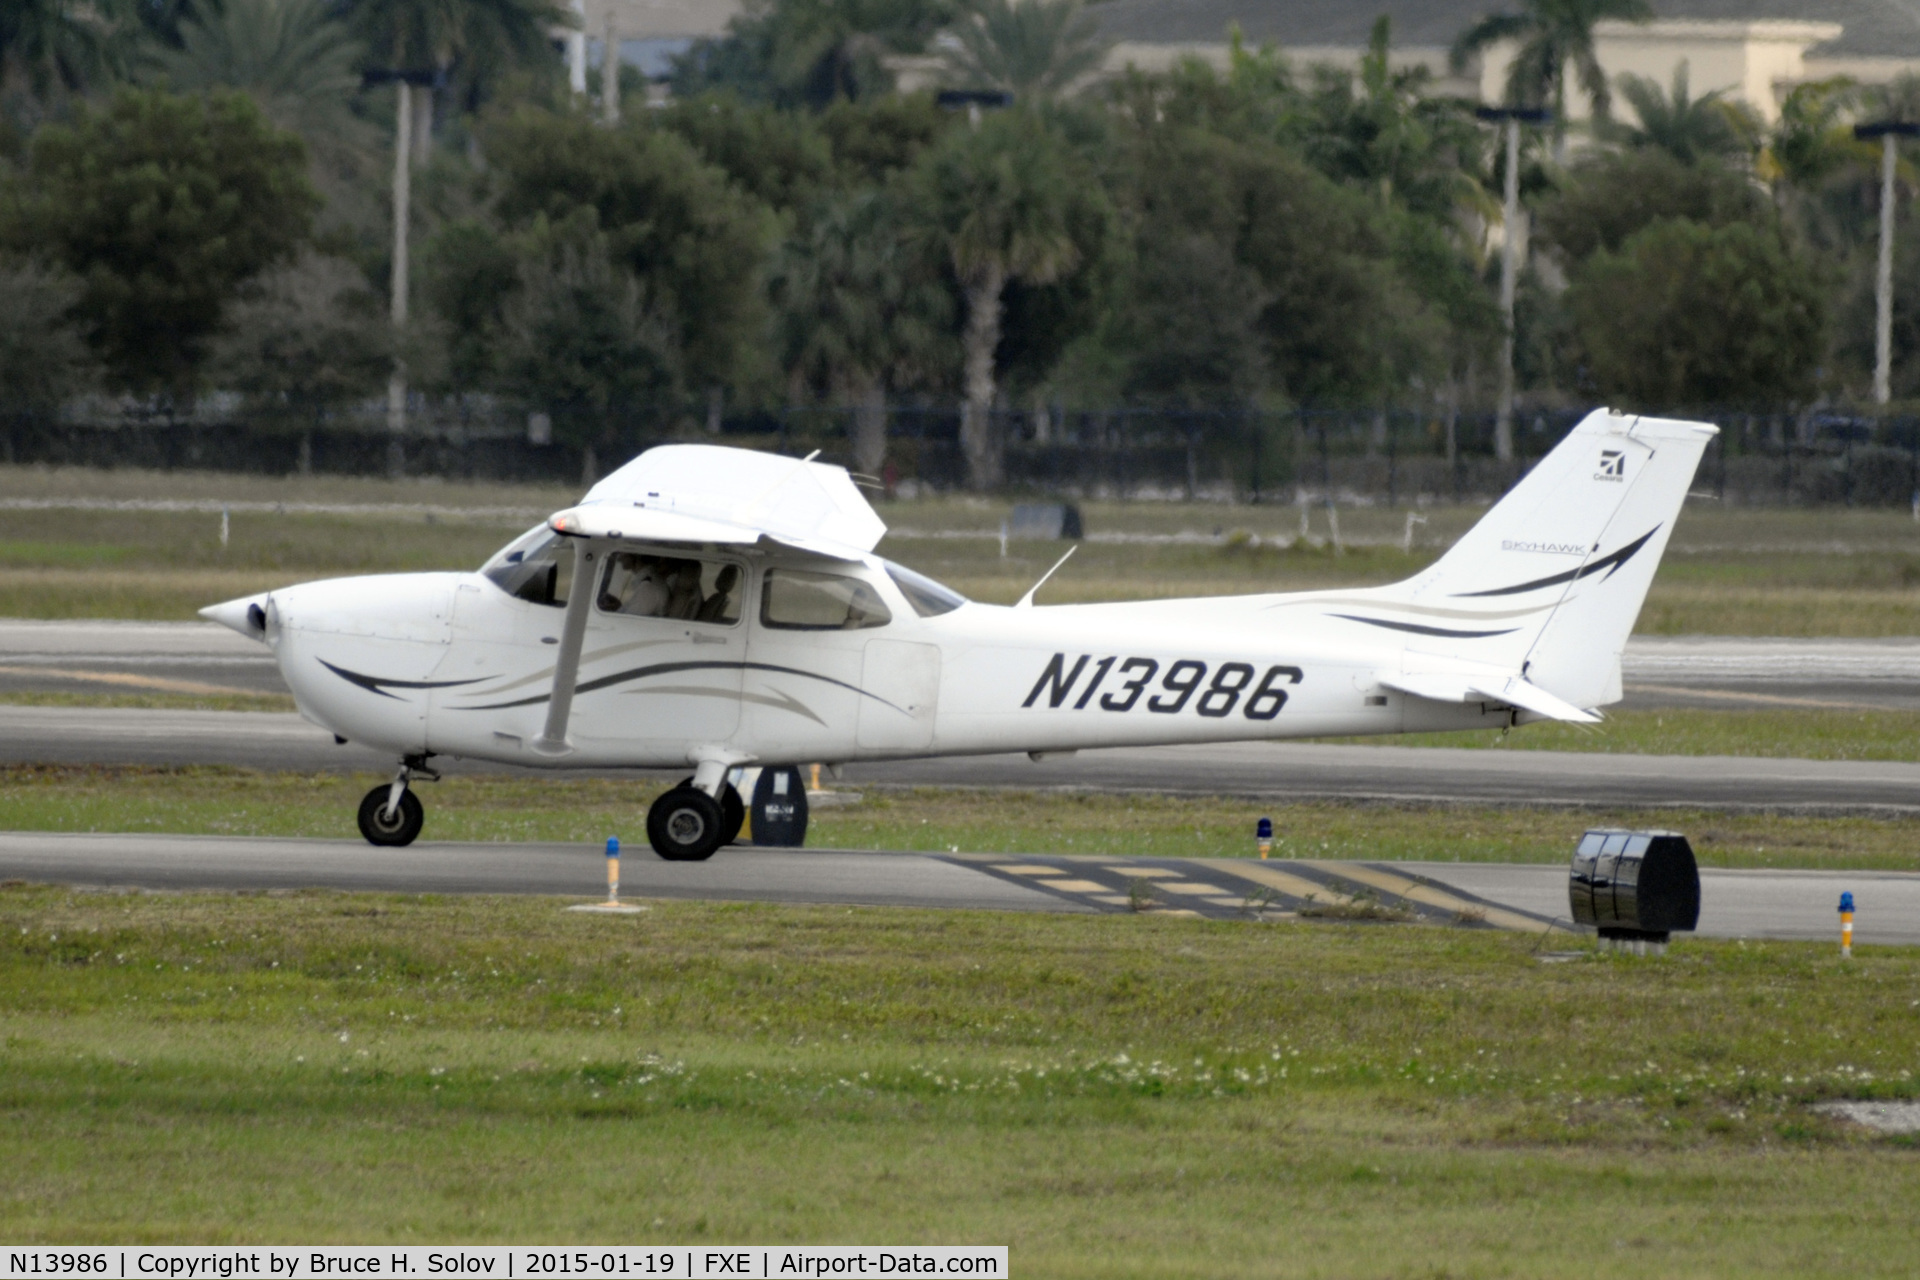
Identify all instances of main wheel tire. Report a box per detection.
[648,786,726,861]
[357,785,423,847]
[674,777,745,846]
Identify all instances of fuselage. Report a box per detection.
[256,538,1516,771]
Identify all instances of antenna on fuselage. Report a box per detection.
[1013,545,1076,609]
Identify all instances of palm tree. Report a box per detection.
[937,0,1107,99]
[1757,77,1862,194]
[910,109,1090,488]
[147,0,366,141]
[342,0,566,471]
[0,0,132,104]
[770,192,952,475]
[1612,60,1756,166]
[1450,0,1653,149]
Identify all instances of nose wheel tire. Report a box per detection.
[357,786,424,847]
[648,787,726,861]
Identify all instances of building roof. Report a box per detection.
[1093,0,1920,58]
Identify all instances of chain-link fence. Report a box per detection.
[8,401,1920,506]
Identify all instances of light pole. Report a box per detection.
[1476,106,1550,463]
[364,67,439,478]
[1854,121,1920,405]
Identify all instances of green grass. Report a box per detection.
[6,765,1920,871]
[7,463,1920,632]
[0,886,1916,1270]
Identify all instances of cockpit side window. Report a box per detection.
[597,553,743,624]
[884,561,968,617]
[481,526,574,607]
[760,569,892,630]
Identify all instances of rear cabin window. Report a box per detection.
[885,561,967,617]
[760,570,892,631]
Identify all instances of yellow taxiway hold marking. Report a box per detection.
[1153,881,1224,896]
[0,664,264,698]
[1031,878,1108,893]
[994,865,1066,876]
[1303,862,1555,933]
[1201,861,1356,906]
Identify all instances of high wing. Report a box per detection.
[546,444,887,562]
[533,446,886,758]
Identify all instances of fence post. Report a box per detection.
[1386,407,1397,509]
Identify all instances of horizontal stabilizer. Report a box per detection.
[1379,672,1602,724]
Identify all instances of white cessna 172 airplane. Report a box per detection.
[202,408,1714,861]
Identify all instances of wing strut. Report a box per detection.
[533,538,598,756]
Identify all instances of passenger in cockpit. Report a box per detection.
[698,564,740,623]
[664,559,705,620]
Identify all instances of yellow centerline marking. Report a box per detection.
[1627,682,1888,712]
[0,664,264,698]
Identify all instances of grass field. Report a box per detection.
[6,463,1920,633]
[7,765,1920,871]
[0,886,1915,1270]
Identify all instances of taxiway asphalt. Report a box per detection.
[3,831,1911,945]
[5,622,1920,710]
[3,702,1918,812]
[5,622,1920,811]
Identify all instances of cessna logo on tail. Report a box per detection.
[1596,450,1626,481]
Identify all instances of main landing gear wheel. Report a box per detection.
[357,785,424,846]
[648,786,727,861]
[676,776,745,847]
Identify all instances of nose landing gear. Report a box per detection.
[357,755,437,847]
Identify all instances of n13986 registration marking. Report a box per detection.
[1022,654,1302,720]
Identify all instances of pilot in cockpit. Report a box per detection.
[601,554,670,616]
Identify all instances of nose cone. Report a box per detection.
[200,593,270,641]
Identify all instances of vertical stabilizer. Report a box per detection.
[1382,409,1717,709]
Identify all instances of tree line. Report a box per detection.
[2,0,1919,488]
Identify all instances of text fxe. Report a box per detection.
[198,408,1718,860]
[0,1249,1008,1280]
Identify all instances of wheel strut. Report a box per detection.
[385,753,440,819]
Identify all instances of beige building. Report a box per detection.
[560,0,744,85]
[1090,0,1920,124]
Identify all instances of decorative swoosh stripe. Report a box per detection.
[1328,615,1521,639]
[1268,595,1558,622]
[1453,527,1660,598]
[454,660,906,714]
[319,659,486,700]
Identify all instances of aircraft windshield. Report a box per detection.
[481,526,573,607]
[884,561,967,618]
